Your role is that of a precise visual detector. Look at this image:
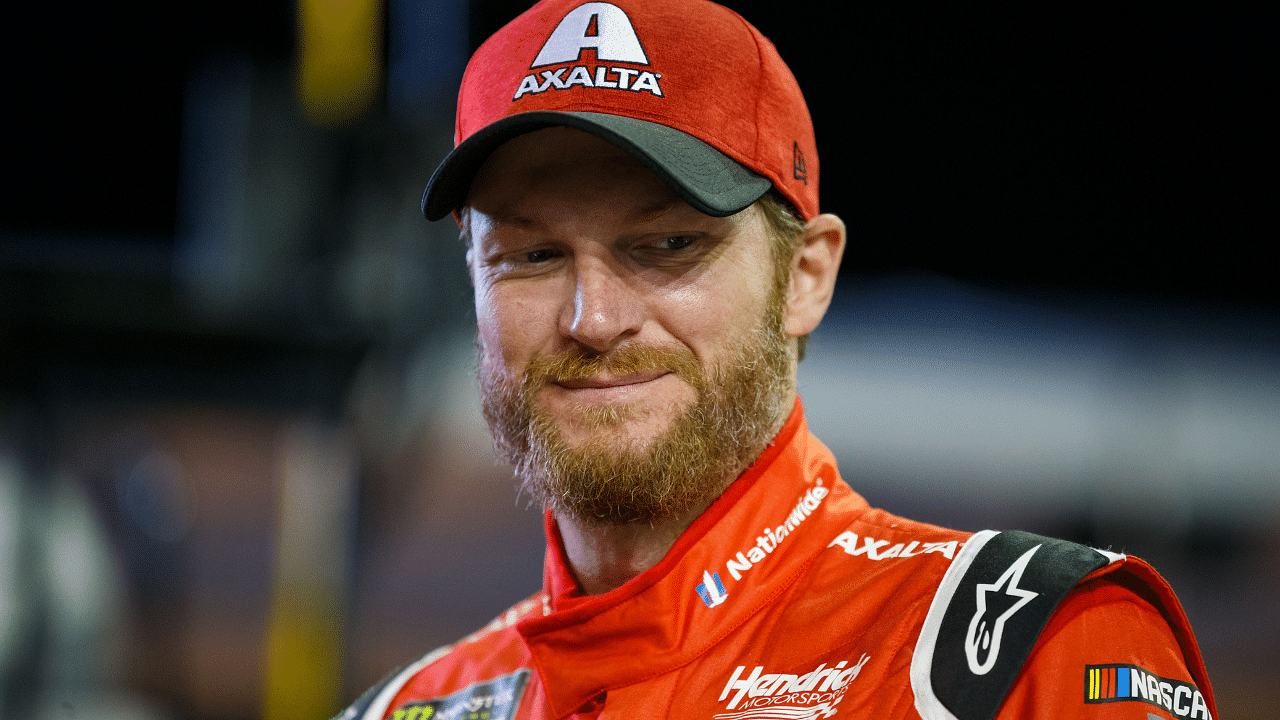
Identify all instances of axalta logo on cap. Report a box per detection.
[513,2,665,101]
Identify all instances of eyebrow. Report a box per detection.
[487,198,685,232]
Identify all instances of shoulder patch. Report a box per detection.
[391,669,531,720]
[911,530,1116,720]
[1086,664,1212,719]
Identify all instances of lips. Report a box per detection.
[553,371,668,390]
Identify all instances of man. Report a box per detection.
[340,1,1216,718]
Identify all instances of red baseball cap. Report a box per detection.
[421,0,819,222]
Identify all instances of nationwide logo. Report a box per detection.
[964,544,1040,675]
[514,2,664,101]
[715,655,871,719]
[827,532,961,561]
[1085,664,1212,720]
[696,479,831,608]
[696,570,728,608]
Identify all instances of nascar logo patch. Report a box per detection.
[1085,664,1211,719]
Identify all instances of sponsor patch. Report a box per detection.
[827,533,960,561]
[964,545,1039,675]
[391,669,529,720]
[1085,664,1211,720]
[514,2,663,101]
[925,531,1111,720]
[714,654,870,719]
[697,570,728,608]
[793,142,808,184]
[697,479,830,608]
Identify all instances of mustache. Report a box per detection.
[522,345,703,387]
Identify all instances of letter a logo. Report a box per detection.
[531,2,649,67]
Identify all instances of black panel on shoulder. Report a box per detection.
[931,530,1110,720]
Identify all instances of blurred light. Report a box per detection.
[263,422,354,720]
[119,451,196,544]
[296,0,384,127]
[800,274,1280,527]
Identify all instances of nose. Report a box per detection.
[561,254,644,352]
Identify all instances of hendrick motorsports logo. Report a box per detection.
[715,655,870,719]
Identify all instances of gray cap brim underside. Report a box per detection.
[421,111,772,221]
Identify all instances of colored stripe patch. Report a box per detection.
[1084,664,1211,719]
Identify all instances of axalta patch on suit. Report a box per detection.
[337,406,1215,720]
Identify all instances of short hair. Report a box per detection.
[757,190,810,362]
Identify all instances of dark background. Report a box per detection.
[6,1,1271,306]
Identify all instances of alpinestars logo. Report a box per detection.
[715,655,871,719]
[965,544,1040,675]
[514,3,664,100]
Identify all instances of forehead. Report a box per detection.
[465,126,684,220]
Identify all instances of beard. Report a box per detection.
[478,296,794,526]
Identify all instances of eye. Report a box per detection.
[630,233,714,267]
[525,248,561,263]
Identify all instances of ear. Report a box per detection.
[458,210,477,286]
[784,213,846,338]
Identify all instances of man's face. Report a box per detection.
[466,127,796,524]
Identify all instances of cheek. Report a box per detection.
[475,284,551,371]
[658,276,770,357]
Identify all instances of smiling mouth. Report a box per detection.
[553,371,668,390]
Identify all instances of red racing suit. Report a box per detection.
[339,401,1215,720]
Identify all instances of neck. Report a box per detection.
[555,494,719,596]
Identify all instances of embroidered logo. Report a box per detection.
[1085,664,1212,719]
[715,655,870,718]
[514,2,663,100]
[964,544,1040,675]
[828,533,961,561]
[532,2,648,66]
[696,570,728,608]
[392,669,529,720]
[793,141,807,184]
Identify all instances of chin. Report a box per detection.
[557,413,671,452]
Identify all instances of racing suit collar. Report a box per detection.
[517,398,871,718]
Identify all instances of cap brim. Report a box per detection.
[421,111,772,221]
